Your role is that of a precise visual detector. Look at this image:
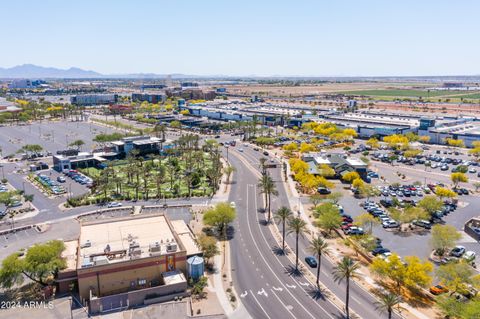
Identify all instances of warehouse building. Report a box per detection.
[71,94,118,106]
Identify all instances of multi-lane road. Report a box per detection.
[226,143,401,319]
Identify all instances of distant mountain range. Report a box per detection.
[0,64,103,79]
[0,64,210,79]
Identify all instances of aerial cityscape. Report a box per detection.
[1,1,480,319]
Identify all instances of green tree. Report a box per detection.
[374,292,402,319]
[203,202,237,240]
[257,174,278,223]
[451,172,468,189]
[287,217,308,271]
[308,235,330,288]
[430,224,461,257]
[197,234,219,266]
[325,191,343,204]
[309,194,323,208]
[223,165,235,184]
[0,240,66,288]
[68,139,85,150]
[191,276,208,299]
[436,262,476,296]
[332,256,360,319]
[355,213,380,234]
[316,203,342,236]
[417,195,444,216]
[274,207,293,252]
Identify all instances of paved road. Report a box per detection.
[226,143,402,319]
[227,147,344,319]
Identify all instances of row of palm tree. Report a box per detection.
[91,135,222,201]
[272,206,400,319]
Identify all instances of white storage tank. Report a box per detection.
[187,255,204,280]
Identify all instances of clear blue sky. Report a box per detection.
[1,0,479,76]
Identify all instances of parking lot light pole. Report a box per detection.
[0,165,4,179]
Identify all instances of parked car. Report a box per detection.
[463,251,476,262]
[430,284,449,295]
[107,202,123,208]
[450,246,466,257]
[382,220,399,228]
[412,219,432,229]
[263,151,269,156]
[304,256,318,268]
[317,187,331,195]
[57,176,66,183]
[345,226,364,235]
[372,247,390,256]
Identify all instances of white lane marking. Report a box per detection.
[252,185,335,319]
[241,291,248,298]
[299,282,310,287]
[270,288,297,319]
[250,290,272,319]
[352,296,361,305]
[272,286,283,291]
[246,186,321,319]
[286,284,296,289]
[257,288,268,297]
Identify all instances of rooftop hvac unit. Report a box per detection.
[166,242,177,253]
[129,241,140,250]
[130,248,142,259]
[149,242,161,252]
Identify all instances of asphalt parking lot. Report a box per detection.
[336,180,480,266]
[0,121,117,156]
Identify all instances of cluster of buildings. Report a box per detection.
[57,213,203,313]
[53,135,167,171]
[301,152,368,180]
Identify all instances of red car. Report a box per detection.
[341,222,353,231]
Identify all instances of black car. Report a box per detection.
[461,188,469,195]
[305,256,317,268]
[263,151,269,156]
[317,187,331,195]
[372,247,390,256]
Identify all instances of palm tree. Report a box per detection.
[259,157,267,175]
[374,292,401,319]
[273,207,292,252]
[223,165,235,184]
[308,235,330,288]
[287,217,308,271]
[332,256,361,319]
[257,174,278,222]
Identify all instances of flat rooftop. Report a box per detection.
[78,214,182,268]
[170,220,201,256]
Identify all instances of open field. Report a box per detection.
[338,89,479,98]
[224,82,433,96]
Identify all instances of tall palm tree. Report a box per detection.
[287,217,308,271]
[257,174,278,222]
[374,292,401,319]
[308,235,330,288]
[259,157,267,175]
[332,256,361,319]
[273,207,292,252]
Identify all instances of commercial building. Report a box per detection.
[8,79,45,89]
[132,93,166,104]
[53,152,107,171]
[53,136,165,171]
[0,97,21,113]
[302,152,368,180]
[419,117,480,147]
[57,213,201,313]
[71,94,118,106]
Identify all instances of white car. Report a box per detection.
[107,202,123,208]
[382,220,400,228]
[238,148,244,152]
[468,168,477,173]
[463,251,476,262]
